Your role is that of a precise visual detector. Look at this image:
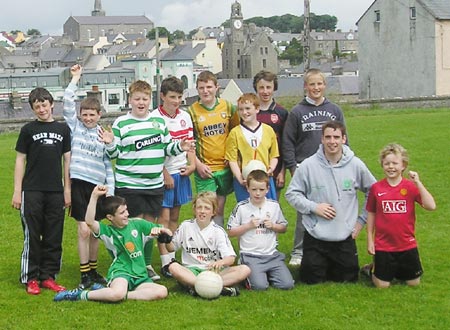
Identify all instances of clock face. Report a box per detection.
[233,20,242,29]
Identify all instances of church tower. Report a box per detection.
[223,1,245,78]
[92,0,106,16]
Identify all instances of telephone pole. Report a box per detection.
[303,0,311,73]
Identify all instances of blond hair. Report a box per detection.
[193,191,218,215]
[379,143,409,168]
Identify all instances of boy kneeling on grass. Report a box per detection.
[54,185,173,302]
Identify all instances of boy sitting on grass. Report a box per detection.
[54,185,173,302]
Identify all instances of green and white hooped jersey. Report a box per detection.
[106,112,183,190]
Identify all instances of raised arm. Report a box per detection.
[85,185,108,235]
[409,171,436,211]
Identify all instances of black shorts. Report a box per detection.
[373,248,423,282]
[115,188,163,218]
[69,179,105,221]
[300,231,359,284]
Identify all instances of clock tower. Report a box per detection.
[230,1,244,41]
[223,1,245,78]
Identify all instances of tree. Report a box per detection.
[147,27,172,43]
[27,29,41,36]
[279,38,303,65]
[172,29,186,41]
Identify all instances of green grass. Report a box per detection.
[1,107,449,329]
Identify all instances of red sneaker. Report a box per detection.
[26,279,41,295]
[41,278,66,292]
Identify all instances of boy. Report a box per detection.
[283,68,347,267]
[12,87,71,295]
[99,80,194,281]
[63,64,114,289]
[151,76,195,276]
[228,170,294,290]
[285,121,375,284]
[253,70,288,200]
[225,93,279,202]
[165,192,251,297]
[364,143,436,288]
[54,185,172,302]
[187,71,239,227]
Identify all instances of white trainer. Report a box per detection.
[289,256,302,266]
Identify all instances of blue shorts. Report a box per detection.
[233,176,277,202]
[162,173,192,208]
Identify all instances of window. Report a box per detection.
[237,49,240,55]
[260,47,263,55]
[108,93,120,105]
[237,59,240,69]
[265,47,268,54]
[375,10,381,22]
[262,59,267,68]
[410,7,416,20]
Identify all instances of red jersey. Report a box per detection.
[366,178,422,252]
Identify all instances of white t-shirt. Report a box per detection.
[173,219,236,269]
[228,198,287,255]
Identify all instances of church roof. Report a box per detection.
[70,16,153,25]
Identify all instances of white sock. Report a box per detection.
[161,252,175,266]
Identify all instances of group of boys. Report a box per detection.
[12,65,435,302]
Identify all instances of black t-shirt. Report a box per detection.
[15,120,71,192]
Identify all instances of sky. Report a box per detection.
[1,0,374,35]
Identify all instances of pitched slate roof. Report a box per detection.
[71,16,153,25]
[419,0,450,19]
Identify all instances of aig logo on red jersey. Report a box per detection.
[382,200,407,213]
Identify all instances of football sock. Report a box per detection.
[79,290,89,301]
[161,252,175,266]
[80,262,90,275]
[89,260,98,272]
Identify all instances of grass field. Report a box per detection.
[1,106,449,330]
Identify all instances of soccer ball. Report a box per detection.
[241,159,267,180]
[194,271,223,299]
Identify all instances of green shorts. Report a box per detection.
[113,274,153,291]
[187,266,207,276]
[194,168,233,196]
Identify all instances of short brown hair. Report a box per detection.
[237,93,260,108]
[253,70,278,91]
[246,170,269,188]
[80,97,101,114]
[129,80,152,97]
[321,120,346,137]
[196,70,218,87]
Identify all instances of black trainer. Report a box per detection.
[161,264,173,278]
[78,273,92,290]
[89,270,107,286]
[221,286,240,297]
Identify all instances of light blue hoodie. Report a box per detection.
[285,144,376,241]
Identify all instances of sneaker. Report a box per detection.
[221,286,240,297]
[89,270,107,286]
[78,273,92,290]
[289,256,302,267]
[360,263,373,279]
[161,264,173,278]
[53,288,82,302]
[91,282,106,291]
[188,288,198,297]
[41,278,66,292]
[146,265,161,281]
[26,279,41,295]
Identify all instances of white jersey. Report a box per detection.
[152,107,194,174]
[228,198,287,255]
[173,219,236,269]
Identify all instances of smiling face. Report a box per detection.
[304,73,326,104]
[255,79,275,105]
[32,100,54,122]
[161,91,183,114]
[80,108,101,129]
[321,127,346,158]
[238,100,259,126]
[194,198,215,228]
[382,153,405,183]
[129,91,151,118]
[108,204,129,228]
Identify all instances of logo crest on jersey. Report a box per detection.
[131,229,138,238]
[198,115,205,122]
[152,120,160,129]
[125,242,135,253]
[270,114,279,123]
[221,112,227,119]
[382,200,407,213]
[180,119,186,128]
[342,179,352,191]
[400,188,408,196]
